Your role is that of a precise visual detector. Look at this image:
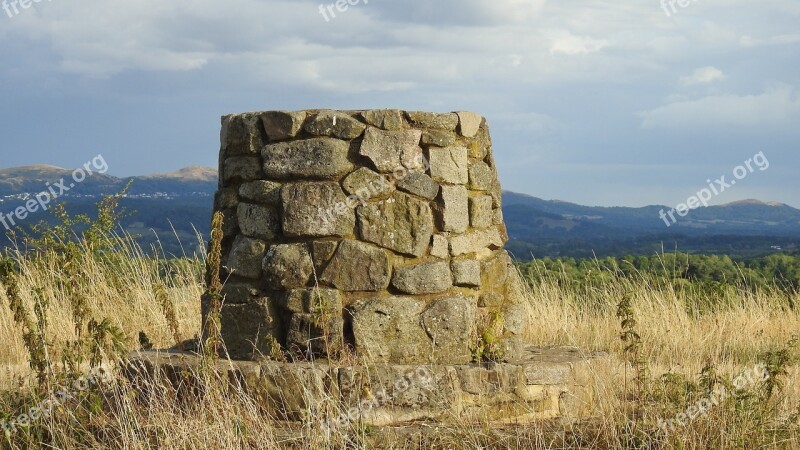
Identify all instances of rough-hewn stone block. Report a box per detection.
[304,110,367,139]
[220,297,282,360]
[450,226,507,257]
[421,130,457,147]
[262,243,314,290]
[260,111,306,141]
[406,111,459,130]
[222,113,267,156]
[468,161,494,191]
[350,297,430,363]
[391,262,452,294]
[429,147,468,185]
[457,111,483,138]
[452,260,481,287]
[420,297,476,364]
[430,234,450,259]
[223,156,263,184]
[263,138,353,180]
[239,180,282,205]
[360,109,406,130]
[227,236,267,279]
[237,203,280,240]
[469,195,494,229]
[343,167,393,200]
[396,172,439,200]
[283,288,342,314]
[360,128,423,173]
[321,240,392,291]
[281,182,355,238]
[356,192,434,257]
[437,185,469,233]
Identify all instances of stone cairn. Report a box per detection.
[208,109,529,364]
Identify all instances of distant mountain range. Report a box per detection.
[503,192,800,258]
[1,165,798,259]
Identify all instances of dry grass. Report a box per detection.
[1,238,799,448]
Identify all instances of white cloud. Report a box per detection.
[680,66,726,85]
[740,34,800,48]
[640,85,800,129]
[550,34,609,55]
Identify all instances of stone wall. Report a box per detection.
[208,109,528,364]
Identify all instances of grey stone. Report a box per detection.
[256,364,331,419]
[283,288,342,314]
[311,240,339,273]
[219,207,239,238]
[304,110,367,139]
[227,236,267,280]
[452,260,481,287]
[260,111,307,141]
[478,292,505,308]
[450,226,506,256]
[281,182,355,238]
[468,162,494,191]
[396,172,439,200]
[360,109,406,130]
[502,302,528,336]
[237,203,280,240]
[428,147,468,184]
[406,111,459,130]
[421,130,457,147]
[262,243,314,290]
[430,235,449,259]
[420,297,476,364]
[223,157,263,184]
[489,181,503,208]
[286,313,344,356]
[493,208,504,225]
[262,138,353,180]
[467,125,491,160]
[338,365,451,411]
[239,181,282,205]
[480,250,513,294]
[350,297,430,363]
[359,127,423,173]
[457,111,483,138]
[356,192,434,257]
[391,262,452,295]
[221,283,265,304]
[469,195,494,229]
[342,168,394,200]
[436,185,469,233]
[220,297,282,360]
[215,188,239,210]
[221,113,267,156]
[321,240,392,291]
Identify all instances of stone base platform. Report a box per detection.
[123,346,607,428]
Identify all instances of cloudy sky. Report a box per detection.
[0,0,798,207]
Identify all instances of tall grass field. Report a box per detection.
[1,202,799,449]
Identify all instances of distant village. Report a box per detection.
[0,191,212,204]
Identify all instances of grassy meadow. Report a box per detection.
[1,205,799,449]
